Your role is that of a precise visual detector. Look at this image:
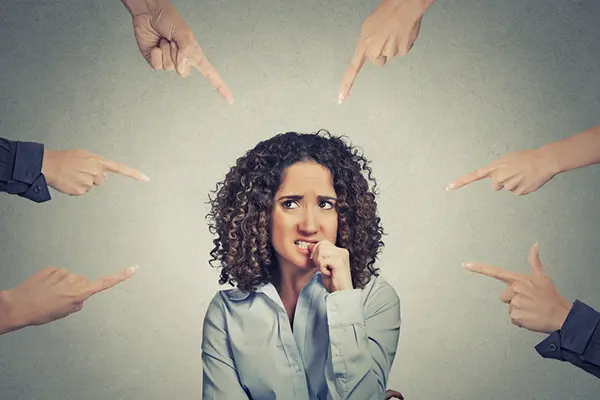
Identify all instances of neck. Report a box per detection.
[272,261,318,300]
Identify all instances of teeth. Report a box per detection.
[295,241,309,250]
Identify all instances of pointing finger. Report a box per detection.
[338,44,367,104]
[463,262,528,284]
[190,47,234,104]
[85,265,139,298]
[100,158,149,182]
[446,166,493,191]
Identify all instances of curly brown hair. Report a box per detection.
[206,129,385,292]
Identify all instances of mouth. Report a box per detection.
[294,240,316,251]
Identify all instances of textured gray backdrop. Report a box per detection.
[1,0,599,398]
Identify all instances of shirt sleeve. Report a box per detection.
[324,276,401,399]
[0,138,51,203]
[201,293,252,399]
[535,300,600,379]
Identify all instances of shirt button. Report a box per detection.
[33,186,40,193]
[548,344,557,352]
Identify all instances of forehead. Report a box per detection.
[277,161,335,193]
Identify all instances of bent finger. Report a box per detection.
[160,38,175,71]
[150,46,163,70]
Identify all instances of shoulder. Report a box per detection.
[204,287,258,324]
[361,273,400,309]
[206,288,253,312]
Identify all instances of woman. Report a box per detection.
[202,130,401,399]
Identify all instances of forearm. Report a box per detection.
[325,289,400,399]
[385,0,436,14]
[120,0,165,16]
[539,123,600,175]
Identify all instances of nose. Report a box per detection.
[298,207,318,234]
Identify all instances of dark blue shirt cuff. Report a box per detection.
[13,141,45,184]
[18,173,51,203]
[536,331,563,361]
[536,300,600,366]
[0,139,51,203]
[561,300,600,354]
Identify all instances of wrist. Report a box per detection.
[0,290,21,334]
[536,145,563,177]
[333,279,354,292]
[41,149,56,187]
[120,0,166,17]
[553,301,573,332]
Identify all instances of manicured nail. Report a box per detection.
[126,265,139,276]
[178,58,188,74]
[446,183,457,191]
[462,262,473,270]
[338,92,345,104]
[139,173,150,182]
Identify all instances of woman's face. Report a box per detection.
[270,160,339,271]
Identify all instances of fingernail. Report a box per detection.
[446,183,457,191]
[338,93,345,104]
[126,265,139,276]
[139,173,150,182]
[179,58,188,74]
[462,262,473,270]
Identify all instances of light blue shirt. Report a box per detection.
[201,272,401,399]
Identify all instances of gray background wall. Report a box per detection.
[1,0,599,398]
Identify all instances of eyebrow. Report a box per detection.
[277,195,337,202]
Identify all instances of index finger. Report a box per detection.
[463,262,528,284]
[338,44,367,103]
[191,47,234,104]
[447,166,493,191]
[101,158,149,182]
[85,265,139,297]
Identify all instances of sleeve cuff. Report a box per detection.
[560,300,600,354]
[18,173,51,203]
[326,289,364,326]
[13,141,44,184]
[535,331,563,361]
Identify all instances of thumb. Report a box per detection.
[173,31,197,75]
[528,242,547,276]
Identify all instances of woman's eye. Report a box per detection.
[282,200,298,209]
[319,201,334,210]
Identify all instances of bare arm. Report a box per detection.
[540,123,600,175]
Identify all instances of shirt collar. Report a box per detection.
[225,271,323,302]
